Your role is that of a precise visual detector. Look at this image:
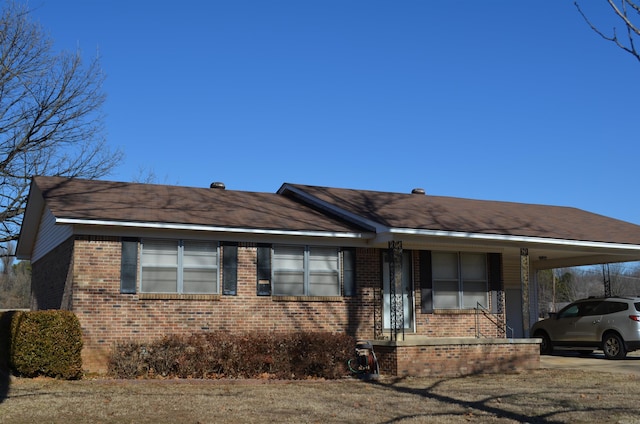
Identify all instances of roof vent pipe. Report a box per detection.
[210,182,226,190]
[411,188,425,195]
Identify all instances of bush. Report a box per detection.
[107,341,149,379]
[108,331,355,380]
[8,310,83,379]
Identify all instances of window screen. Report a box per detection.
[432,251,488,309]
[141,240,178,293]
[272,245,340,296]
[141,239,218,294]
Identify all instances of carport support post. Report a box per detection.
[520,248,530,338]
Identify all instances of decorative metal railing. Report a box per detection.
[475,302,513,339]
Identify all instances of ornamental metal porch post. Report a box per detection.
[520,248,530,338]
[389,241,404,341]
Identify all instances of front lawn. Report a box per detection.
[1,368,638,423]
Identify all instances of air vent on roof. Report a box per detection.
[210,182,226,190]
[411,188,425,195]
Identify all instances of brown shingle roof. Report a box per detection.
[32,177,640,246]
[283,184,640,245]
[33,176,365,234]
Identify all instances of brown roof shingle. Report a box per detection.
[33,176,365,234]
[32,177,640,246]
[283,184,640,245]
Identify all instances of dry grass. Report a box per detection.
[1,368,639,423]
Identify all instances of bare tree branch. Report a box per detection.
[0,2,123,244]
[575,0,640,63]
[610,0,640,35]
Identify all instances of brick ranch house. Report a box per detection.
[16,176,640,376]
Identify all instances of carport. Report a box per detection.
[376,207,640,339]
[505,237,640,338]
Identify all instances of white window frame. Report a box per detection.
[432,251,488,309]
[140,239,219,294]
[272,245,341,296]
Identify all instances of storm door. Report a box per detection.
[382,251,414,331]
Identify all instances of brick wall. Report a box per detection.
[373,341,540,377]
[70,238,382,373]
[32,237,511,375]
[412,252,507,339]
[415,312,505,338]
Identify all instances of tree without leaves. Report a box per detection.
[1,241,14,274]
[0,2,122,245]
[0,246,31,308]
[575,0,640,63]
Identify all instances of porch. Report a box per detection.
[371,337,540,377]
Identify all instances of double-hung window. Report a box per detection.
[432,251,487,309]
[140,239,219,294]
[272,245,340,296]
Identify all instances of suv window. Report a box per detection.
[557,301,601,319]
[593,301,628,315]
[635,302,640,312]
[558,304,579,319]
[577,301,602,317]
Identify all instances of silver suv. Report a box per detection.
[532,296,640,359]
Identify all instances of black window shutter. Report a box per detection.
[222,243,238,295]
[419,250,433,313]
[488,253,503,313]
[256,244,271,296]
[343,248,356,296]
[120,239,139,294]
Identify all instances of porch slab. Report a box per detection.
[369,337,541,377]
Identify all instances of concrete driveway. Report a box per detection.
[540,350,640,376]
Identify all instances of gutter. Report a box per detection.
[54,218,371,240]
[381,227,640,251]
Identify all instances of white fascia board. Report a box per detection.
[16,182,44,259]
[54,218,370,240]
[384,227,640,251]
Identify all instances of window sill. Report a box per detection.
[138,293,221,301]
[272,296,343,302]
[433,309,479,315]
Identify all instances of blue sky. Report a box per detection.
[28,1,640,224]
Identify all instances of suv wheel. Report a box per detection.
[536,331,553,355]
[603,333,627,359]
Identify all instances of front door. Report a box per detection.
[505,288,524,338]
[382,251,414,331]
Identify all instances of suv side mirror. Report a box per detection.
[548,312,557,319]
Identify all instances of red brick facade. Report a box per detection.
[31,235,539,376]
[374,340,540,377]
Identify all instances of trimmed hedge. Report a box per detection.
[0,310,83,379]
[109,331,355,380]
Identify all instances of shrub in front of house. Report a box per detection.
[108,331,355,380]
[7,310,83,379]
